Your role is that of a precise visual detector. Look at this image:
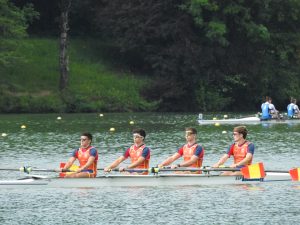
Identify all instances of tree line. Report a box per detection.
[4,0,300,112]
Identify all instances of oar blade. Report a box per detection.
[289,168,300,181]
[240,162,266,179]
[59,163,79,177]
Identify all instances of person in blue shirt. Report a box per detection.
[268,97,279,118]
[261,96,271,120]
[261,96,279,120]
[287,98,300,118]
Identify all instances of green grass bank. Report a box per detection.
[0,38,157,113]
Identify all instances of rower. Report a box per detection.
[104,128,151,175]
[157,127,204,174]
[213,126,254,176]
[58,132,98,178]
[287,98,300,118]
[268,97,280,119]
[261,96,279,120]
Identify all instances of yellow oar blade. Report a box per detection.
[240,162,266,179]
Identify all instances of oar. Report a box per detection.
[0,167,61,173]
[0,168,24,171]
[0,166,80,174]
[101,167,244,174]
[0,166,117,174]
[289,168,300,181]
[111,163,267,179]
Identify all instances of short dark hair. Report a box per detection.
[81,132,93,141]
[233,126,248,139]
[185,127,197,134]
[132,128,146,138]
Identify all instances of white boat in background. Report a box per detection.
[0,172,291,188]
[197,114,300,125]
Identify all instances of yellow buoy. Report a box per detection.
[213,117,217,120]
[224,115,228,118]
[222,130,227,134]
[99,114,104,117]
[109,127,115,132]
[57,116,62,120]
[1,133,7,137]
[129,121,134,125]
[21,125,26,129]
[215,123,220,127]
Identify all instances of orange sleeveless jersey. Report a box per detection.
[228,141,253,165]
[128,144,150,175]
[77,146,98,177]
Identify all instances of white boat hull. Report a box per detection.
[0,172,291,188]
[198,116,300,125]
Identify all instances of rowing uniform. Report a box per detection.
[261,101,271,119]
[178,143,204,173]
[72,146,98,177]
[287,103,299,118]
[269,103,277,114]
[124,144,151,174]
[226,141,254,166]
[287,103,296,118]
[295,104,300,116]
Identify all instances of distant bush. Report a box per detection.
[0,38,158,113]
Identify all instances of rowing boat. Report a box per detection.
[0,172,291,188]
[197,116,300,125]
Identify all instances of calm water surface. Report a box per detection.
[0,113,299,225]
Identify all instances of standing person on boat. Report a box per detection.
[157,127,204,174]
[59,132,98,178]
[287,98,300,118]
[213,126,254,176]
[104,128,151,175]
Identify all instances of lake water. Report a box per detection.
[0,113,299,225]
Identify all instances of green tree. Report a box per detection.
[0,0,38,66]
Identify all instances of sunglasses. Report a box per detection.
[133,134,143,139]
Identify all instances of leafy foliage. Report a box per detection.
[0,0,38,66]
[3,0,300,112]
[92,0,300,111]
